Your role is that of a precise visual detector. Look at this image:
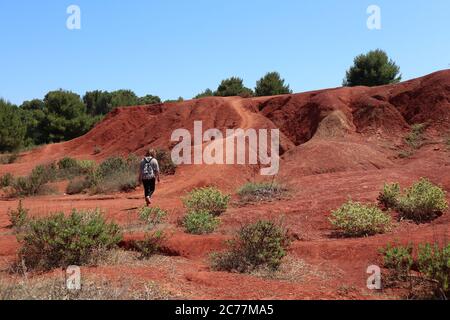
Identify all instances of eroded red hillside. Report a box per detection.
[1,70,449,299]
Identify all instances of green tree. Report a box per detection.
[214,77,254,97]
[83,90,112,115]
[137,94,161,105]
[0,99,26,151]
[42,90,97,143]
[20,99,45,111]
[255,72,292,96]
[19,99,46,146]
[19,108,46,146]
[194,88,214,99]
[110,90,138,108]
[164,97,184,103]
[343,49,401,87]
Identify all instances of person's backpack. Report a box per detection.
[142,157,155,180]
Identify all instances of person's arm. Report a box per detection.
[153,159,161,183]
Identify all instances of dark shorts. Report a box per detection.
[143,178,156,198]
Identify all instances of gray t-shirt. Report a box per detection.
[140,157,160,176]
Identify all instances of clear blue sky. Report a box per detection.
[1,0,449,105]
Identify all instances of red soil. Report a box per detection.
[1,70,450,299]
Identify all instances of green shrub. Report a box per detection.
[183,210,220,235]
[237,182,287,203]
[115,170,139,192]
[155,149,177,175]
[380,242,450,297]
[211,221,291,273]
[57,157,79,171]
[66,178,90,195]
[405,123,427,149]
[87,156,139,194]
[139,207,167,228]
[12,164,57,196]
[417,243,450,295]
[95,156,128,179]
[77,160,96,173]
[134,231,166,259]
[183,187,230,216]
[0,173,14,188]
[18,209,122,270]
[380,243,413,280]
[8,200,29,231]
[329,200,391,237]
[56,157,84,179]
[92,170,138,194]
[397,178,448,222]
[377,182,401,209]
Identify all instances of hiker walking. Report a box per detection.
[139,149,160,206]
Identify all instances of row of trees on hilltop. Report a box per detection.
[194,49,401,98]
[83,90,161,116]
[0,49,402,152]
[0,89,161,152]
[195,72,292,99]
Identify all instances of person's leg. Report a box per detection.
[143,180,151,206]
[148,178,156,199]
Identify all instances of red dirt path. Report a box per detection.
[1,70,449,299]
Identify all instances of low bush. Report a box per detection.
[91,170,138,194]
[405,123,427,149]
[139,207,167,228]
[417,243,450,296]
[95,156,128,180]
[66,178,90,195]
[86,155,139,194]
[155,149,177,175]
[211,220,291,273]
[377,182,401,209]
[12,164,57,196]
[18,209,122,271]
[8,201,29,231]
[134,231,166,259]
[380,241,450,298]
[329,200,392,237]
[57,157,79,171]
[0,173,13,188]
[77,160,96,173]
[183,210,220,235]
[183,187,230,216]
[396,178,448,222]
[237,182,287,203]
[380,243,414,280]
[56,157,95,179]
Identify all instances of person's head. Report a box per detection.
[146,149,156,158]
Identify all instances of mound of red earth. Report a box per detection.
[1,70,449,299]
[3,70,450,183]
